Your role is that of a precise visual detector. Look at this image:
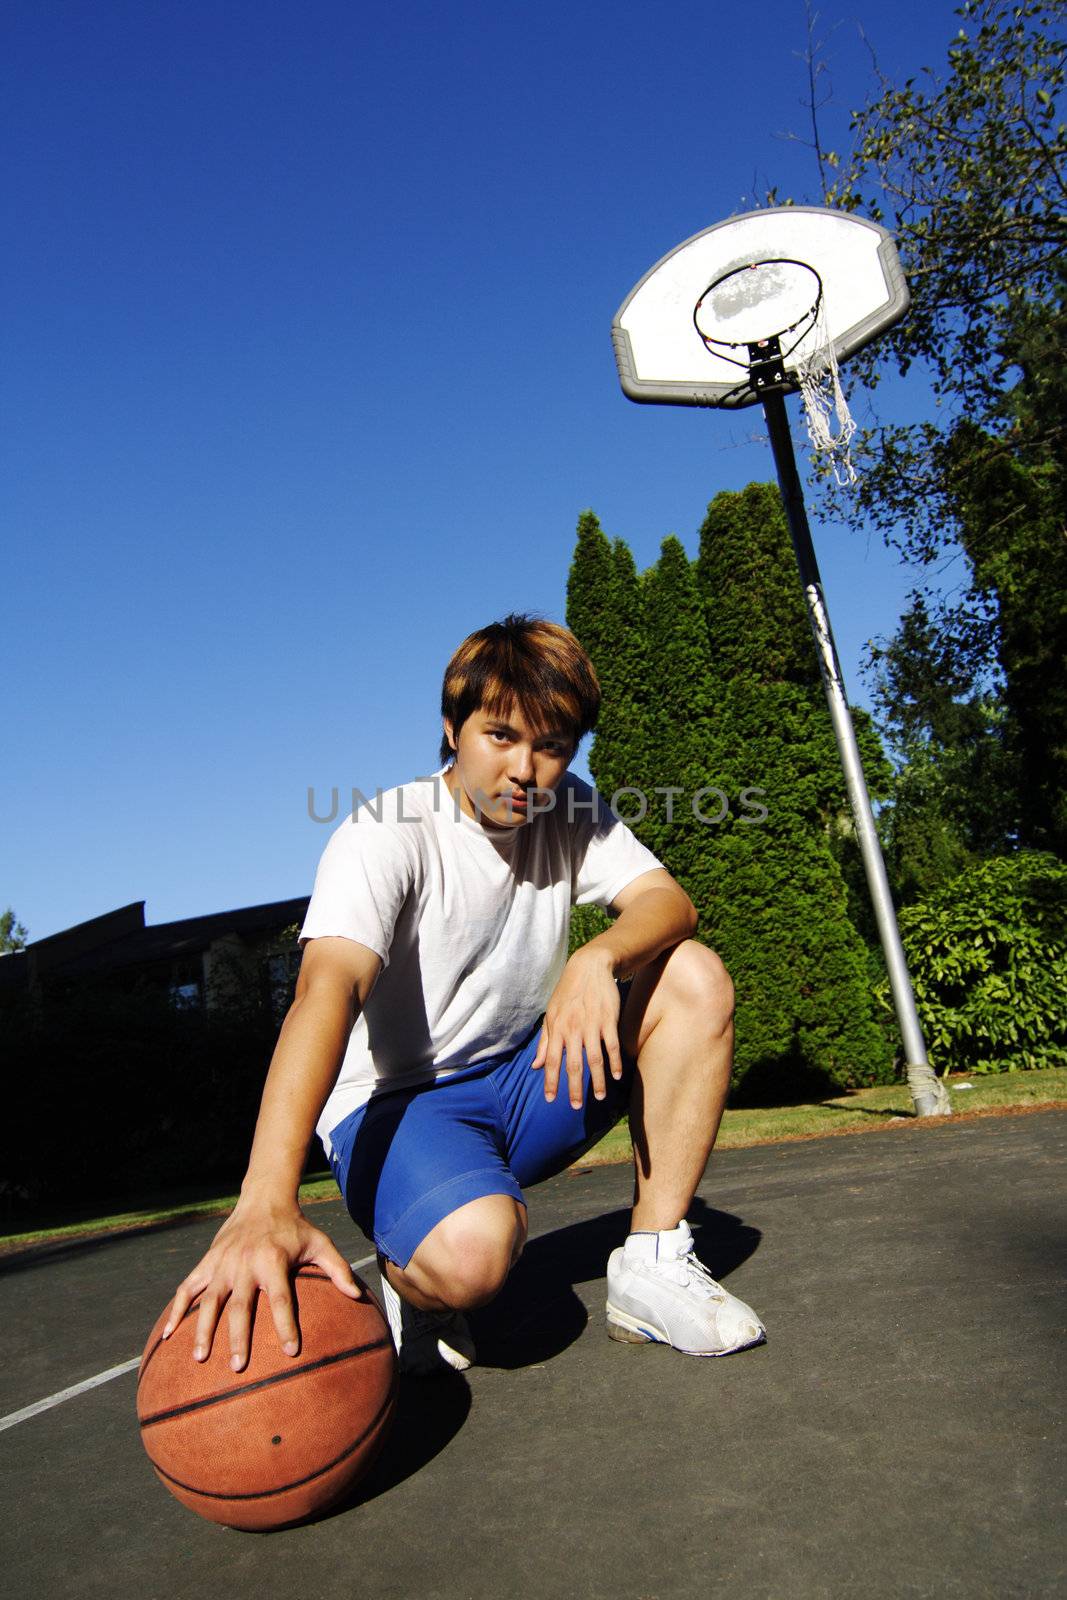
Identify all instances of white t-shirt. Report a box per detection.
[299,769,663,1155]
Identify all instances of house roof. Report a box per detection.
[10,896,311,984]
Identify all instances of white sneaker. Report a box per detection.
[377,1262,476,1376]
[606,1219,765,1356]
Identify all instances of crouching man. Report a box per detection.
[165,615,764,1375]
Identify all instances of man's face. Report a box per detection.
[443,704,574,829]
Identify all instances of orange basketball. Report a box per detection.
[137,1266,398,1531]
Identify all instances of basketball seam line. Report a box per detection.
[138,1336,393,1427]
[146,1374,398,1501]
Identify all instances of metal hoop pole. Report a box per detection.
[762,390,950,1117]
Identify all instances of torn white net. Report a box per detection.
[796,298,857,486]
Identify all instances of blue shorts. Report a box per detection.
[325,1000,635,1269]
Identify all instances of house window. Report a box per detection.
[169,959,203,1010]
[264,949,302,1019]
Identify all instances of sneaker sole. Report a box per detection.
[606,1306,664,1345]
[434,1339,473,1373]
[606,1302,764,1357]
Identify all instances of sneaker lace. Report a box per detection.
[669,1238,725,1300]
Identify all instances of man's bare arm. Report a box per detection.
[163,936,382,1370]
[533,869,696,1107]
[584,868,698,978]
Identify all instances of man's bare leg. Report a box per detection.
[619,939,735,1229]
[610,938,763,1353]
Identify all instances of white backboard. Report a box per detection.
[612,206,909,409]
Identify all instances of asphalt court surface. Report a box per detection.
[2,1111,1064,1600]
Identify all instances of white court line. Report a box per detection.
[0,1358,142,1433]
[0,1252,381,1434]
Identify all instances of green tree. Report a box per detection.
[869,591,1020,899]
[0,908,28,953]
[695,483,816,691]
[695,486,891,1095]
[567,487,894,1096]
[819,0,1067,858]
[950,412,1067,854]
[826,0,1066,563]
[638,535,719,886]
[567,515,653,962]
[2,975,283,1209]
[567,511,651,806]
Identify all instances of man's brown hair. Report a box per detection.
[439,614,600,764]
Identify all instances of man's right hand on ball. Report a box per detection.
[162,1199,363,1372]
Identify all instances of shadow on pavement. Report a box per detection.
[303,1193,764,1517]
[321,1370,473,1517]
[469,1195,761,1369]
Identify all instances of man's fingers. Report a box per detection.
[260,1279,300,1360]
[584,1045,607,1103]
[536,1017,565,1100]
[227,1284,257,1372]
[192,1290,224,1363]
[311,1239,365,1300]
[542,1036,563,1102]
[604,1029,624,1083]
[565,1037,587,1109]
[162,1283,192,1339]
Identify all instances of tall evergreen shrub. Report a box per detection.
[568,512,651,805]
[695,485,892,1094]
[567,483,892,1096]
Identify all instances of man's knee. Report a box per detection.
[413,1197,526,1310]
[662,940,735,1035]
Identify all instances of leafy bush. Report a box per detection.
[568,904,611,957]
[890,852,1067,1073]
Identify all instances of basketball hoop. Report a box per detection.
[691,257,857,485]
[693,258,823,390]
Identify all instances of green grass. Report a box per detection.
[0,1173,340,1253]
[3,1068,1064,1252]
[574,1067,1067,1167]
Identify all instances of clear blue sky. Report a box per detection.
[4,0,967,942]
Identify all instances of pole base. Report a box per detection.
[906,1062,953,1117]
